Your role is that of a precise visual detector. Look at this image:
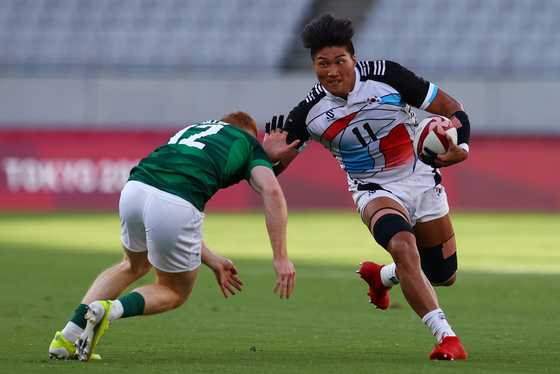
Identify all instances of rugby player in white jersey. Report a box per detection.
[264,13,470,360]
[49,111,295,361]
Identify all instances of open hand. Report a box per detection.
[263,115,300,163]
[211,258,243,298]
[273,257,296,299]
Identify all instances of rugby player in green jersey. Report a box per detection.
[49,110,295,361]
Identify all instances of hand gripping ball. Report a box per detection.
[413,115,458,159]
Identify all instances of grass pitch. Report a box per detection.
[0,211,559,373]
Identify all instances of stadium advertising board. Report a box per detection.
[0,130,160,210]
[0,130,559,211]
[0,129,353,211]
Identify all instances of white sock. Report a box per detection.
[380,263,400,287]
[422,308,457,343]
[61,322,83,343]
[108,299,124,324]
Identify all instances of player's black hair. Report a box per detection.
[300,13,355,60]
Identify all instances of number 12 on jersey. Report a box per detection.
[168,124,224,150]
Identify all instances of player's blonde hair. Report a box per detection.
[220,110,258,138]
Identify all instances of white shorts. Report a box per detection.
[352,163,449,227]
[119,180,204,273]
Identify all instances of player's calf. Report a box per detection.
[357,209,415,309]
[418,235,458,286]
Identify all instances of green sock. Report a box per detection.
[69,304,88,329]
[118,292,146,318]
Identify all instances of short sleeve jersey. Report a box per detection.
[285,60,438,185]
[129,120,272,211]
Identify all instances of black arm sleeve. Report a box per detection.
[272,161,283,176]
[452,110,471,145]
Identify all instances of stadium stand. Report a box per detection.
[0,0,315,73]
[354,0,560,77]
[0,0,558,77]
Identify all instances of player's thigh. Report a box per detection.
[119,181,150,253]
[362,196,418,255]
[413,214,454,248]
[362,196,411,231]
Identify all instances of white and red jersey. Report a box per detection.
[285,60,438,188]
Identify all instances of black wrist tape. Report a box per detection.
[452,110,470,145]
[272,161,283,176]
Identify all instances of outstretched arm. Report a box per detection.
[201,241,243,298]
[249,165,296,299]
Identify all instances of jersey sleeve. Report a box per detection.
[285,103,310,152]
[367,60,438,110]
[284,83,326,152]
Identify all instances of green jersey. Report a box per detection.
[129,120,272,211]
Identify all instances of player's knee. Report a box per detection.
[170,286,197,309]
[171,295,189,309]
[157,269,198,309]
[123,255,152,277]
[418,239,458,285]
[372,213,414,250]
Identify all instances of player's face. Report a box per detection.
[313,46,357,100]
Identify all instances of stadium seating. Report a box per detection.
[0,0,558,76]
[353,0,560,77]
[0,0,314,72]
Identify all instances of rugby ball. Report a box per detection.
[413,115,458,160]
